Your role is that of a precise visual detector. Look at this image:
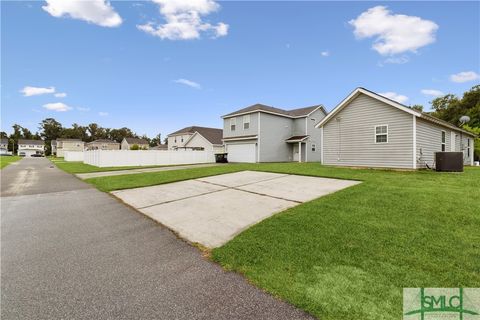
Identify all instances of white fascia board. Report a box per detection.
[315,88,421,128]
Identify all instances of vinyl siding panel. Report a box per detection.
[416,119,474,167]
[305,109,325,162]
[416,119,451,168]
[323,94,413,168]
[259,113,293,162]
[223,113,258,138]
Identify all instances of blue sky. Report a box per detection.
[2,0,479,137]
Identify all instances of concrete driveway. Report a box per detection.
[1,158,314,320]
[112,171,360,248]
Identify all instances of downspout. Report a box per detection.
[257,112,261,163]
[305,117,308,162]
[413,115,417,169]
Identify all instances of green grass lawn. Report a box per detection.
[85,163,480,319]
[0,156,21,169]
[50,157,186,174]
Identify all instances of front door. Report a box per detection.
[293,144,299,162]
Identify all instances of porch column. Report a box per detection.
[298,141,302,163]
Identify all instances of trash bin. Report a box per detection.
[215,153,228,163]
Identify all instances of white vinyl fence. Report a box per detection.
[84,150,216,167]
[64,151,85,162]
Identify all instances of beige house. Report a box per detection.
[167,126,224,153]
[121,137,149,150]
[86,139,120,151]
[18,139,45,157]
[315,87,476,169]
[56,139,85,157]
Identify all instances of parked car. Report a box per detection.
[31,153,44,157]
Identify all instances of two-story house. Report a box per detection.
[167,126,223,153]
[222,104,327,163]
[18,139,45,157]
[1,138,9,155]
[56,139,85,157]
[86,139,120,150]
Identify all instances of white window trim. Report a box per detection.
[230,118,236,131]
[441,130,446,152]
[243,115,250,130]
[374,125,388,144]
[467,138,471,158]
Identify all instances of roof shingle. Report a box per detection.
[169,126,223,145]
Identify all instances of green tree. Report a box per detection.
[39,118,63,155]
[130,144,140,150]
[411,105,424,112]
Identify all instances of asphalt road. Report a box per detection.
[1,157,313,320]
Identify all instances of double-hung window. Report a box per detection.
[230,118,236,131]
[441,131,446,151]
[312,143,316,152]
[375,125,388,143]
[467,138,471,157]
[243,115,250,130]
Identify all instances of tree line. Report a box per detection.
[0,118,165,155]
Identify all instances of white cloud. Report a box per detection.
[383,56,409,64]
[98,111,109,116]
[349,6,438,56]
[450,71,480,83]
[421,89,444,97]
[42,0,122,27]
[54,92,67,98]
[321,51,330,57]
[137,0,228,40]
[42,102,72,112]
[379,92,409,104]
[21,86,55,96]
[174,78,201,89]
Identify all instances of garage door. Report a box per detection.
[227,144,256,163]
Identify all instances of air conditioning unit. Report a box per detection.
[435,152,463,172]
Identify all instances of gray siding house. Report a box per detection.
[316,88,475,169]
[222,104,327,162]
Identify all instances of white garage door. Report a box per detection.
[227,144,256,163]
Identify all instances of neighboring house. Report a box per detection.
[1,138,9,155]
[51,140,57,155]
[18,139,45,157]
[121,137,149,150]
[167,126,224,153]
[315,87,476,169]
[222,104,327,163]
[56,139,85,157]
[86,139,120,151]
[150,144,168,150]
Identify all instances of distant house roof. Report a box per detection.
[0,138,8,144]
[124,137,149,145]
[150,144,168,150]
[87,139,119,144]
[222,104,326,119]
[168,126,223,145]
[315,87,476,137]
[18,139,44,145]
[57,138,83,142]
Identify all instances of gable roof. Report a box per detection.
[222,104,326,119]
[57,138,83,142]
[18,139,44,145]
[315,87,476,137]
[170,126,223,145]
[87,139,119,144]
[124,137,149,145]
